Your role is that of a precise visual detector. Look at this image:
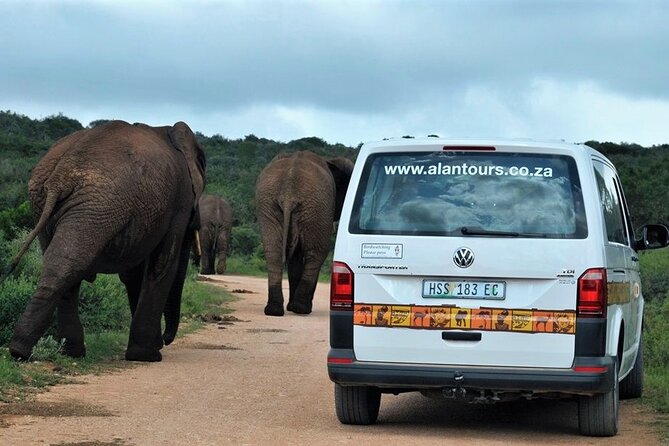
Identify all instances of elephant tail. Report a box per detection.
[2,189,59,281]
[281,199,296,265]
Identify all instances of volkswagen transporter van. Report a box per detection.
[327,138,669,436]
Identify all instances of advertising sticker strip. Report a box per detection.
[354,304,575,334]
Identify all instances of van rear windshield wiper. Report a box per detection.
[460,226,520,237]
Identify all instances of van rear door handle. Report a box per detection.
[442,332,482,342]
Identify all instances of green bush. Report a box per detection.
[30,336,65,362]
[0,274,38,346]
[644,296,669,368]
[231,225,261,257]
[79,275,130,333]
[226,254,266,276]
[0,201,32,239]
[640,249,669,302]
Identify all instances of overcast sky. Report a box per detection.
[2,0,668,146]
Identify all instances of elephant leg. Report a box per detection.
[264,247,285,316]
[215,232,228,275]
[286,245,304,311]
[119,263,165,350]
[288,249,327,315]
[9,230,97,360]
[199,229,215,275]
[56,283,86,358]
[162,231,193,346]
[125,232,182,362]
[119,263,144,317]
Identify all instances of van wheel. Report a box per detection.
[620,337,644,399]
[578,360,619,437]
[334,383,381,425]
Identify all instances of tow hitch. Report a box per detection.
[443,371,467,400]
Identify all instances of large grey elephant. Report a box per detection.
[255,150,354,316]
[6,120,206,362]
[193,194,234,275]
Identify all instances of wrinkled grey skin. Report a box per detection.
[193,194,234,275]
[7,120,206,362]
[255,150,354,316]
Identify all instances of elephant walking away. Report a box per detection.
[193,194,234,275]
[255,150,354,316]
[6,120,206,362]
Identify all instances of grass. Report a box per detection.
[225,254,267,277]
[225,253,333,283]
[645,367,669,413]
[0,272,234,402]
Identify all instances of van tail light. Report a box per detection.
[331,261,354,311]
[442,145,496,151]
[577,268,607,318]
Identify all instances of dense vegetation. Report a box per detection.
[1,110,669,413]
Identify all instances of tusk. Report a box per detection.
[194,230,201,257]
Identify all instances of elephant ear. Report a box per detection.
[168,122,207,222]
[326,157,355,221]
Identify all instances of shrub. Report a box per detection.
[0,274,39,346]
[231,225,261,256]
[79,275,130,333]
[0,201,32,239]
[640,249,669,302]
[644,296,669,369]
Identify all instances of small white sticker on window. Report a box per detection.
[361,243,403,259]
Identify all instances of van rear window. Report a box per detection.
[350,151,587,238]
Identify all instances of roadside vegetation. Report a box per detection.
[1,111,669,426]
[0,229,233,401]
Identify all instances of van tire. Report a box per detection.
[335,383,381,425]
[578,360,619,437]
[620,338,644,399]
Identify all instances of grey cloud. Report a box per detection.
[2,1,668,114]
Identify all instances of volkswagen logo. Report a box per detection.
[453,247,474,268]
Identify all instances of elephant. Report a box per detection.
[5,120,206,362]
[193,193,234,275]
[255,150,354,316]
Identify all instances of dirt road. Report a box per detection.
[0,275,662,445]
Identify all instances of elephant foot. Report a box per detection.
[125,344,163,362]
[8,340,32,361]
[162,331,175,346]
[61,340,86,358]
[287,300,312,315]
[264,303,285,316]
[199,270,214,275]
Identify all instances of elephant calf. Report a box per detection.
[193,194,234,275]
[255,150,354,316]
[6,120,206,362]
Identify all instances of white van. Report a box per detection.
[327,138,669,437]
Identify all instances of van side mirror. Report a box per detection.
[635,224,669,251]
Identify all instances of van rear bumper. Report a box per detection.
[328,349,616,395]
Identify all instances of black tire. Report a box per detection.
[620,338,644,400]
[578,360,619,437]
[334,383,381,425]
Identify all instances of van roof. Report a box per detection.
[362,137,604,158]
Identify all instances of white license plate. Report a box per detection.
[422,279,506,299]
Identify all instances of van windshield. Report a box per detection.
[350,151,587,238]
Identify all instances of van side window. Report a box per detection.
[593,162,629,245]
[613,176,636,246]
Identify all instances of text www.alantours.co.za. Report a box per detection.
[383,163,554,178]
